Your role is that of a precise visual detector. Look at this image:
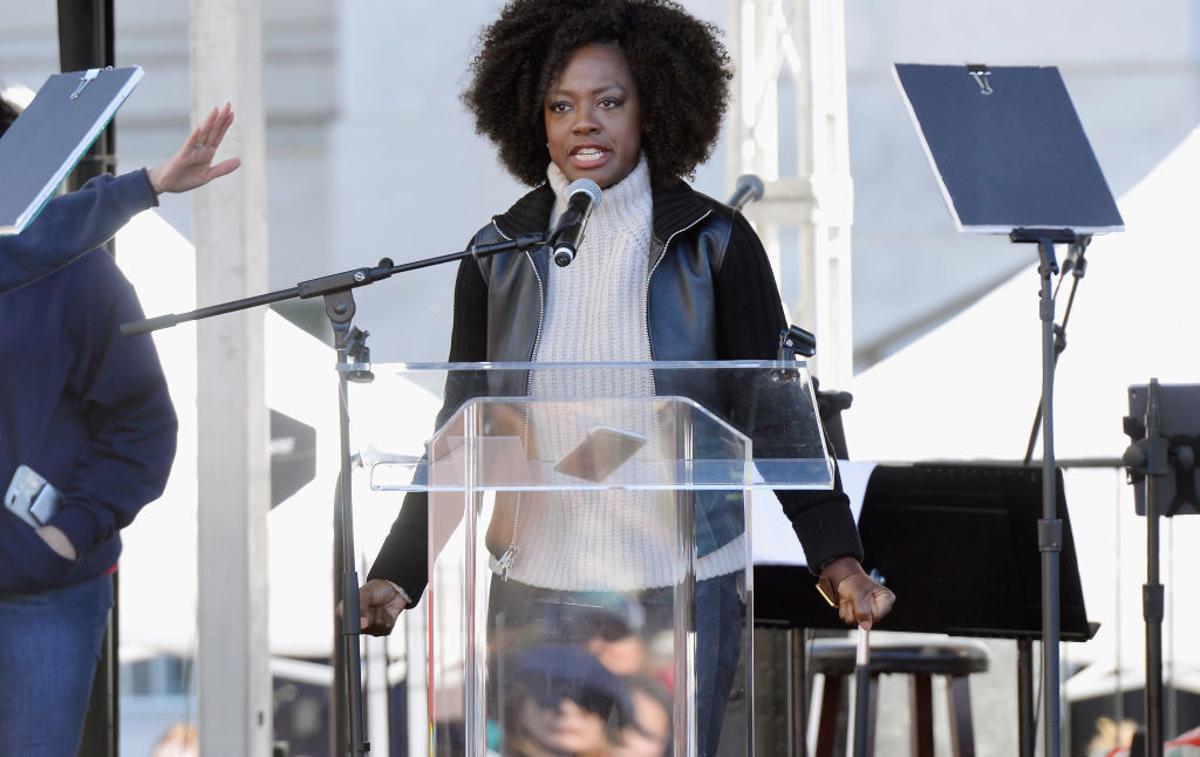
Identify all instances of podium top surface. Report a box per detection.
[353,361,835,493]
[0,66,142,236]
[895,63,1124,235]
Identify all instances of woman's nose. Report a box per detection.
[571,107,600,134]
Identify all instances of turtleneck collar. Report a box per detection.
[547,155,652,227]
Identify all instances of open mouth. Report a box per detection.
[570,146,611,167]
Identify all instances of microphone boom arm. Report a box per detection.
[121,232,548,336]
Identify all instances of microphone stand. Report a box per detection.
[122,232,547,757]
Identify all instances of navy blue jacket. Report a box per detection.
[0,170,176,593]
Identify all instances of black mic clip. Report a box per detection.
[779,324,817,360]
[772,325,816,383]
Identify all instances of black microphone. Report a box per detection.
[727,173,765,211]
[550,178,601,267]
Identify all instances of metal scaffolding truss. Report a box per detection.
[727,0,854,388]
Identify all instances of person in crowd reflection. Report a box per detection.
[151,722,200,757]
[0,97,239,756]
[614,677,671,757]
[358,2,895,754]
[558,593,649,677]
[502,645,633,757]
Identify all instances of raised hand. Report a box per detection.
[147,102,241,195]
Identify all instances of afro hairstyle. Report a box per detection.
[462,0,733,186]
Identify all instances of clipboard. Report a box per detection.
[0,66,143,236]
[894,63,1124,235]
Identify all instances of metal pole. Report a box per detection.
[57,3,119,754]
[852,628,871,757]
[1036,239,1062,757]
[1017,638,1035,757]
[58,0,116,191]
[1143,379,1165,757]
[327,291,368,757]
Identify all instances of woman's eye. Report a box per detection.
[598,98,622,109]
[549,101,572,114]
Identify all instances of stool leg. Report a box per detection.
[813,674,842,757]
[946,675,977,757]
[908,673,934,757]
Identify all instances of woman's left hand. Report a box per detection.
[147,102,241,195]
[818,556,895,629]
[35,525,77,561]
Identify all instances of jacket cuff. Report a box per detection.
[127,168,161,209]
[49,503,101,555]
[367,560,427,606]
[789,498,864,575]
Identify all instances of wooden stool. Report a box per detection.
[808,639,990,757]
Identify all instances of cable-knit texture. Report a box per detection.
[506,157,745,590]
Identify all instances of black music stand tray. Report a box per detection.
[755,463,1097,754]
[756,463,1095,638]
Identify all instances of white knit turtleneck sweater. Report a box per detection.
[503,158,746,591]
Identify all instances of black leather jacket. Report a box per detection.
[368,179,864,600]
[479,178,729,371]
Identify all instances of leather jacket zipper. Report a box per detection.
[642,209,713,387]
[487,219,545,579]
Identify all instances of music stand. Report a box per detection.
[895,62,1123,757]
[1123,381,1200,754]
[754,463,1096,639]
[754,463,1097,757]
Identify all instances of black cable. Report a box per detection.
[1023,236,1091,465]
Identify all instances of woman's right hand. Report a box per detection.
[358,579,409,636]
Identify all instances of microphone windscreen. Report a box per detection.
[567,178,602,207]
[729,174,765,210]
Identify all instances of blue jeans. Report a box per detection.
[0,575,113,756]
[694,573,744,756]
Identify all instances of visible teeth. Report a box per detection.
[575,149,605,159]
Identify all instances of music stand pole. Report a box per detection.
[1012,228,1074,757]
[1141,379,1167,757]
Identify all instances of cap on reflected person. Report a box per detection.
[555,591,647,642]
[510,644,635,725]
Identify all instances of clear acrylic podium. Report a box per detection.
[362,361,834,757]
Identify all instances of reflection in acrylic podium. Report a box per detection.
[364,361,836,757]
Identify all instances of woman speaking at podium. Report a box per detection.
[359,1,893,753]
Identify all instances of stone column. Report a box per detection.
[189,0,272,754]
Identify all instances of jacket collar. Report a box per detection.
[492,177,713,245]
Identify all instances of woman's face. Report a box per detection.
[544,43,643,189]
[519,697,610,755]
